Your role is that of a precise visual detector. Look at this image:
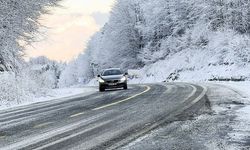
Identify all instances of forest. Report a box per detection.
[61,0,250,86]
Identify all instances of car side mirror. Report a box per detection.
[97,75,101,77]
[124,72,128,76]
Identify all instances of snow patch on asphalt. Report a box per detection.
[0,87,96,111]
[35,87,96,102]
[215,82,250,148]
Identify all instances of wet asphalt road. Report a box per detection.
[0,83,206,150]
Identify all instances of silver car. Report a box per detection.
[97,68,128,92]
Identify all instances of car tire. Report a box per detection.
[123,84,128,90]
[99,86,105,92]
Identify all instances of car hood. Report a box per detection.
[101,75,124,80]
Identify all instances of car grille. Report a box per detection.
[106,80,119,83]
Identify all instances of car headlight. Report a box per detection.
[99,78,105,83]
[120,76,126,82]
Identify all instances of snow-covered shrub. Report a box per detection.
[0,73,26,107]
[0,71,46,108]
[0,60,63,108]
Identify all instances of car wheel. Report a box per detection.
[99,86,105,92]
[123,84,128,90]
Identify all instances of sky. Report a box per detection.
[26,0,115,62]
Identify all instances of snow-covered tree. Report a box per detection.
[0,0,60,72]
[85,0,145,72]
[104,0,145,69]
[59,54,93,88]
[61,0,250,86]
[29,56,63,89]
[0,0,61,106]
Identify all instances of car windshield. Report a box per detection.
[102,69,122,76]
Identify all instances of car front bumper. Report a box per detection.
[99,81,127,89]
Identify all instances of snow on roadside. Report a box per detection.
[219,82,250,98]
[35,87,97,103]
[216,82,250,146]
[0,87,96,111]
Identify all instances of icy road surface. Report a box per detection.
[0,83,207,150]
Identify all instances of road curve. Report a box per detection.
[0,83,206,150]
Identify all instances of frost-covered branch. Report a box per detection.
[0,0,61,71]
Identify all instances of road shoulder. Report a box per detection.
[121,83,249,150]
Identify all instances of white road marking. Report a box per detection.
[186,85,208,106]
[93,85,151,111]
[182,84,197,102]
[162,83,197,102]
[70,112,85,118]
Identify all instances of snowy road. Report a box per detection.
[0,83,207,150]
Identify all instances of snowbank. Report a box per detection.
[218,82,250,144]
[0,72,41,109]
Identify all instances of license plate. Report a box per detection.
[109,83,117,86]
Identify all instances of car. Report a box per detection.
[97,68,128,92]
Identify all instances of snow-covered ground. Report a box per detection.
[0,87,96,111]
[216,82,250,148]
